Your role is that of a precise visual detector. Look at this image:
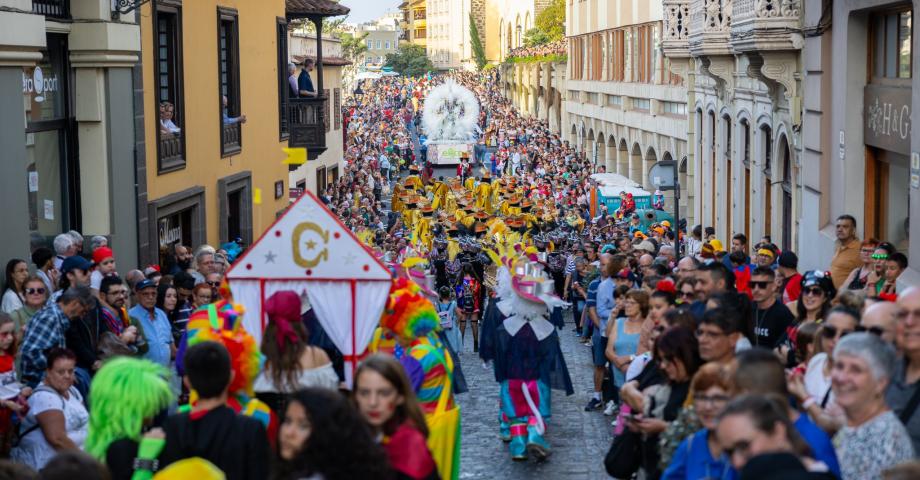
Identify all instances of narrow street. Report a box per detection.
[455,317,613,479]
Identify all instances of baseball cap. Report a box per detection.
[134,279,157,291]
[61,256,94,275]
[636,240,656,253]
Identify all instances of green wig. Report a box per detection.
[85,357,175,459]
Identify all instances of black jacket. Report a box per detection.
[64,306,109,372]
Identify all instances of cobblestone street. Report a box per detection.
[455,306,613,479]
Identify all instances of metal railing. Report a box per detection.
[32,0,70,20]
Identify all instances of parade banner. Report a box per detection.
[226,190,392,384]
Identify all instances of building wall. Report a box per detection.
[496,0,538,61]
[0,0,140,267]
[564,0,688,216]
[801,0,920,285]
[140,0,289,264]
[289,63,345,197]
[358,28,399,67]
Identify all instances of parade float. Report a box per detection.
[422,78,480,165]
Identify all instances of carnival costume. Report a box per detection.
[369,277,460,480]
[480,246,574,462]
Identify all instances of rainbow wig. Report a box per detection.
[85,357,175,460]
[379,277,440,342]
[185,295,261,398]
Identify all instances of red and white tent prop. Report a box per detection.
[225,190,392,384]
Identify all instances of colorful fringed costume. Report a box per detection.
[480,247,574,462]
[369,278,460,480]
[178,286,277,444]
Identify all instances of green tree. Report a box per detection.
[523,28,551,47]
[384,44,434,77]
[469,13,487,70]
[534,0,565,43]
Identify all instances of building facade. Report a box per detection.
[358,24,400,68]
[0,0,141,266]
[398,0,427,47]
[801,0,920,284]
[566,1,689,216]
[660,0,803,252]
[139,0,294,267]
[495,0,552,61]
[288,32,347,198]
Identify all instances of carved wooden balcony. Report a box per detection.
[687,0,733,57]
[221,123,242,157]
[731,0,803,53]
[662,0,691,59]
[285,96,327,170]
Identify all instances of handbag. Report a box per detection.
[605,429,642,478]
[418,344,460,480]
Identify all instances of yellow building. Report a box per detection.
[399,0,427,47]
[138,0,346,267]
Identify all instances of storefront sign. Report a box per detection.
[158,217,182,247]
[289,187,304,200]
[865,84,912,156]
[22,66,59,104]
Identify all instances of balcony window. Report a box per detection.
[632,98,651,111]
[32,0,70,20]
[218,7,242,157]
[872,10,912,80]
[661,101,687,116]
[607,95,622,107]
[277,17,289,140]
[154,2,185,173]
[334,88,341,130]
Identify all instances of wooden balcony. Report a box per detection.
[688,0,733,57]
[221,122,242,157]
[285,96,327,170]
[731,0,803,53]
[158,132,184,172]
[662,0,691,59]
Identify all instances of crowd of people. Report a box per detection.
[0,67,918,480]
[506,39,568,59]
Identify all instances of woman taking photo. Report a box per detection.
[831,333,914,479]
[11,348,89,469]
[255,291,339,415]
[354,354,438,480]
[606,289,647,389]
[2,259,29,314]
[10,275,49,337]
[272,388,391,480]
[662,362,732,480]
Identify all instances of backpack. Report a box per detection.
[436,302,454,329]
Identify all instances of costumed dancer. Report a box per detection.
[615,191,636,220]
[368,278,460,480]
[85,357,175,480]
[480,248,574,462]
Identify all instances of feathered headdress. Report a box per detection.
[85,357,175,460]
[379,277,440,341]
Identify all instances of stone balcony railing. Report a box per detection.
[687,0,733,57]
[730,0,803,52]
[662,0,691,58]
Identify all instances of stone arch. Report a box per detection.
[515,14,522,48]
[629,142,643,185]
[605,133,617,174]
[595,133,606,170]
[756,117,774,239]
[644,146,659,191]
[525,12,531,33]
[617,137,629,177]
[506,22,513,52]
[587,128,595,142]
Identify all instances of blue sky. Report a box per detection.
[340,0,401,24]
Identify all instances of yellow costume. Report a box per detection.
[404,175,424,191]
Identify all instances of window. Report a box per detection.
[218,7,241,156]
[277,17,289,140]
[385,41,391,49]
[334,88,341,130]
[661,101,687,116]
[632,98,651,111]
[154,1,185,172]
[872,10,912,79]
[316,166,327,194]
[367,39,373,49]
[376,40,381,49]
[606,95,622,107]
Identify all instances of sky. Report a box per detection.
[339,0,402,25]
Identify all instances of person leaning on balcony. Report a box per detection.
[222,95,247,125]
[298,58,317,97]
[287,63,299,98]
[159,102,181,136]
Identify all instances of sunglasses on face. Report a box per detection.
[749,281,771,290]
[679,291,695,299]
[803,287,825,297]
[855,325,886,336]
[822,325,853,339]
[723,439,752,459]
[25,288,46,295]
[872,253,889,260]
[207,281,220,287]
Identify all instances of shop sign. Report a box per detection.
[289,187,305,200]
[158,216,182,247]
[865,84,912,156]
[22,66,59,104]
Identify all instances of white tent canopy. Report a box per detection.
[226,191,391,385]
[590,173,651,198]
